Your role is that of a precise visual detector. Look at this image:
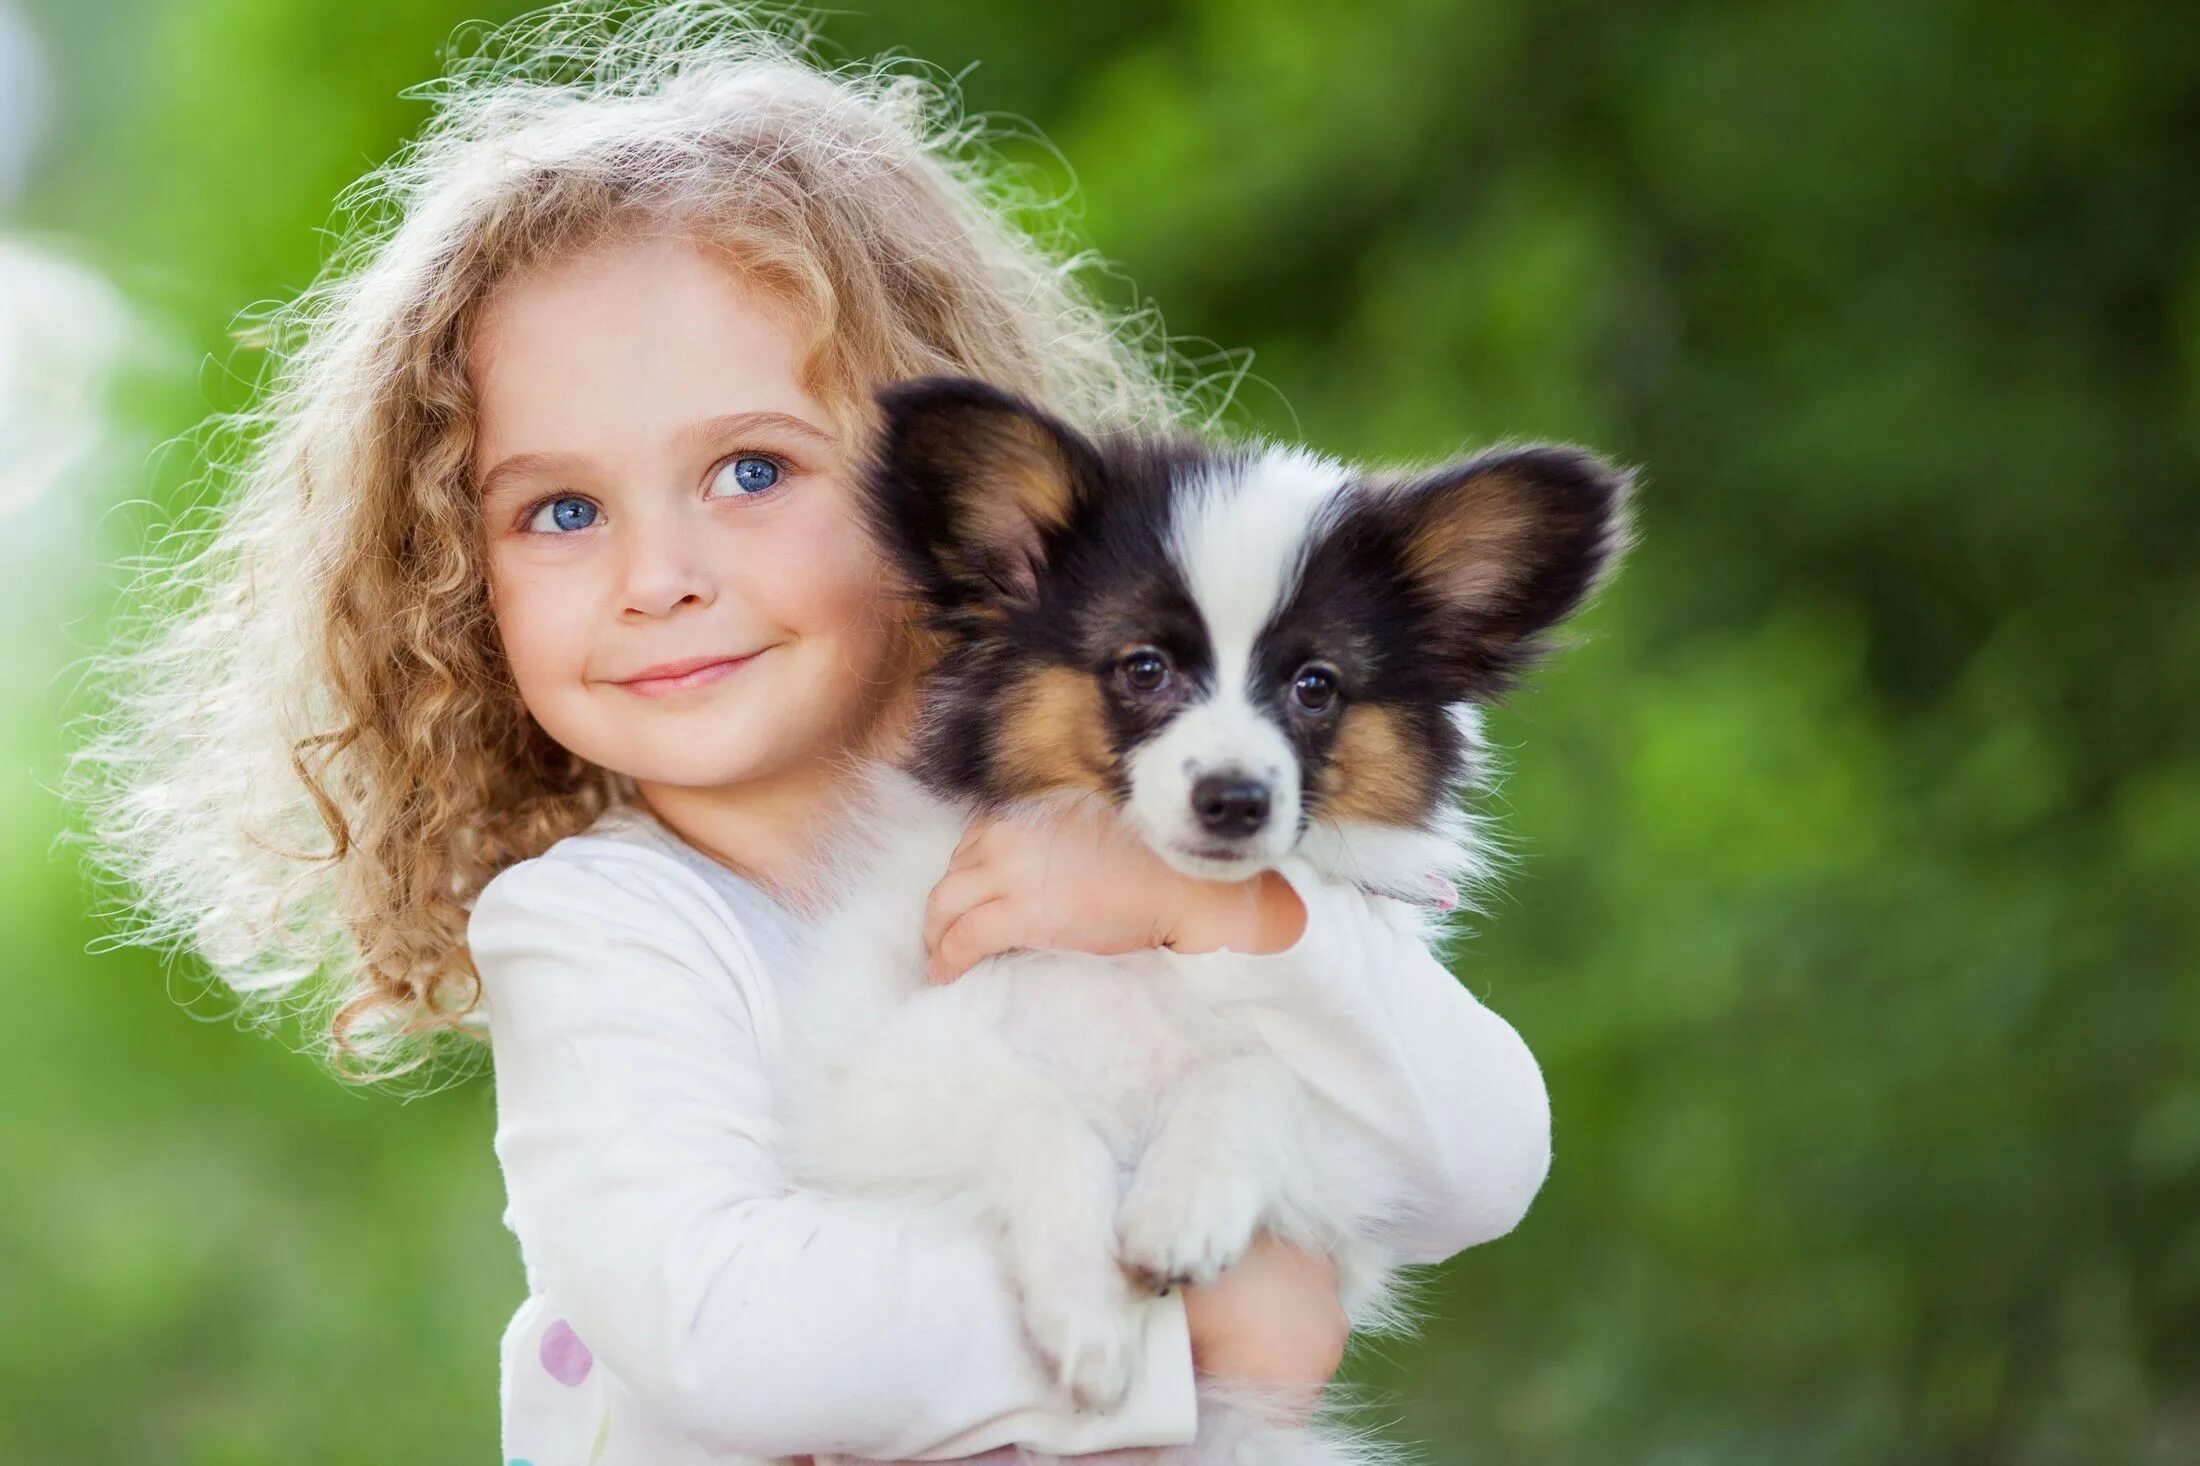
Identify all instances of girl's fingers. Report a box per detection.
[929,897,1020,984]
[922,866,1000,957]
[947,816,995,871]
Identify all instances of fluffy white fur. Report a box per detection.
[774,763,1452,1466]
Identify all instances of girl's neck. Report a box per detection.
[634,755,854,907]
[632,669,923,906]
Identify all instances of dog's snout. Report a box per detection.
[1191,775,1270,838]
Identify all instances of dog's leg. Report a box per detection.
[784,1009,1144,1411]
[996,1093,1147,1413]
[1116,1052,1307,1288]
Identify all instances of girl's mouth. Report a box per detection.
[614,649,766,698]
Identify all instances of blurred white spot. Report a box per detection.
[0,1,43,203]
[0,3,125,530]
[0,237,139,520]
[0,4,143,778]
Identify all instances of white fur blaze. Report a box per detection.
[1130,447,1347,877]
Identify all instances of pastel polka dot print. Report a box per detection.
[540,1317,594,1387]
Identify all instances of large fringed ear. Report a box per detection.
[1379,443,1637,697]
[861,375,1102,611]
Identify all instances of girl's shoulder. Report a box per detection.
[467,802,802,991]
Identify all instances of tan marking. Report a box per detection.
[1399,469,1540,609]
[965,418,1076,556]
[1318,704,1431,826]
[1000,415,1078,530]
[994,666,1113,795]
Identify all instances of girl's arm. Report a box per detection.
[928,811,1553,1266]
[1227,857,1554,1263]
[469,848,1198,1461]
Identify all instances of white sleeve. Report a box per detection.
[469,850,1197,1461]
[1222,858,1554,1265]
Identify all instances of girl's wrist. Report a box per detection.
[1165,870,1306,956]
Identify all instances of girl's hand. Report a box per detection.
[1181,1232,1348,1422]
[921,803,1306,983]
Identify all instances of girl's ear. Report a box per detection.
[862,376,1102,610]
[1375,443,1637,698]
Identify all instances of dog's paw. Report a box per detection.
[1023,1281,1144,1412]
[1116,1166,1264,1288]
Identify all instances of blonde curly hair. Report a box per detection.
[65,1,1234,1089]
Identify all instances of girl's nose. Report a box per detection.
[617,508,718,620]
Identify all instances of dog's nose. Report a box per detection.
[1191,775,1270,838]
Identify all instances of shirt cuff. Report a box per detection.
[903,1289,1198,1460]
[1195,854,1374,1003]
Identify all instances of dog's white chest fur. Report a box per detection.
[778,769,1268,1176]
[957,950,1237,1152]
[772,766,1390,1449]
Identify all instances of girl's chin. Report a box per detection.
[579,684,894,786]
[622,724,840,789]
[629,745,798,787]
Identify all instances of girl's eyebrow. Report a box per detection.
[476,409,840,500]
[675,409,839,455]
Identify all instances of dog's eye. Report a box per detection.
[1118,648,1172,695]
[1291,664,1340,715]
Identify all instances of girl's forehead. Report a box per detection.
[468,235,840,466]
[472,233,797,362]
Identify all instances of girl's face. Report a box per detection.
[472,232,903,793]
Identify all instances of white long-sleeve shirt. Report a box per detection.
[470,801,1551,1466]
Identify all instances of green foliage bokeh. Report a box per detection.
[4,1,2194,1461]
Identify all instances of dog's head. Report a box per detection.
[860,376,1634,884]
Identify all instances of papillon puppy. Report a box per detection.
[776,377,1633,1464]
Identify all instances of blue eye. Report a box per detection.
[527,496,598,533]
[710,454,782,497]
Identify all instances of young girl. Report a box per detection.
[73,8,1552,1463]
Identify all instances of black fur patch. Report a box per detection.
[862,378,1236,804]
[860,376,1633,832]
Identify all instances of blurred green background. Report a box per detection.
[4,1,2195,1461]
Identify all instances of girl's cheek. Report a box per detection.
[488,549,599,688]
[769,490,893,625]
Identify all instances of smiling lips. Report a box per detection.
[613,650,764,697]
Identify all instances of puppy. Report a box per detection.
[776,377,1632,1463]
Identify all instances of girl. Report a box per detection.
[72,7,1552,1463]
